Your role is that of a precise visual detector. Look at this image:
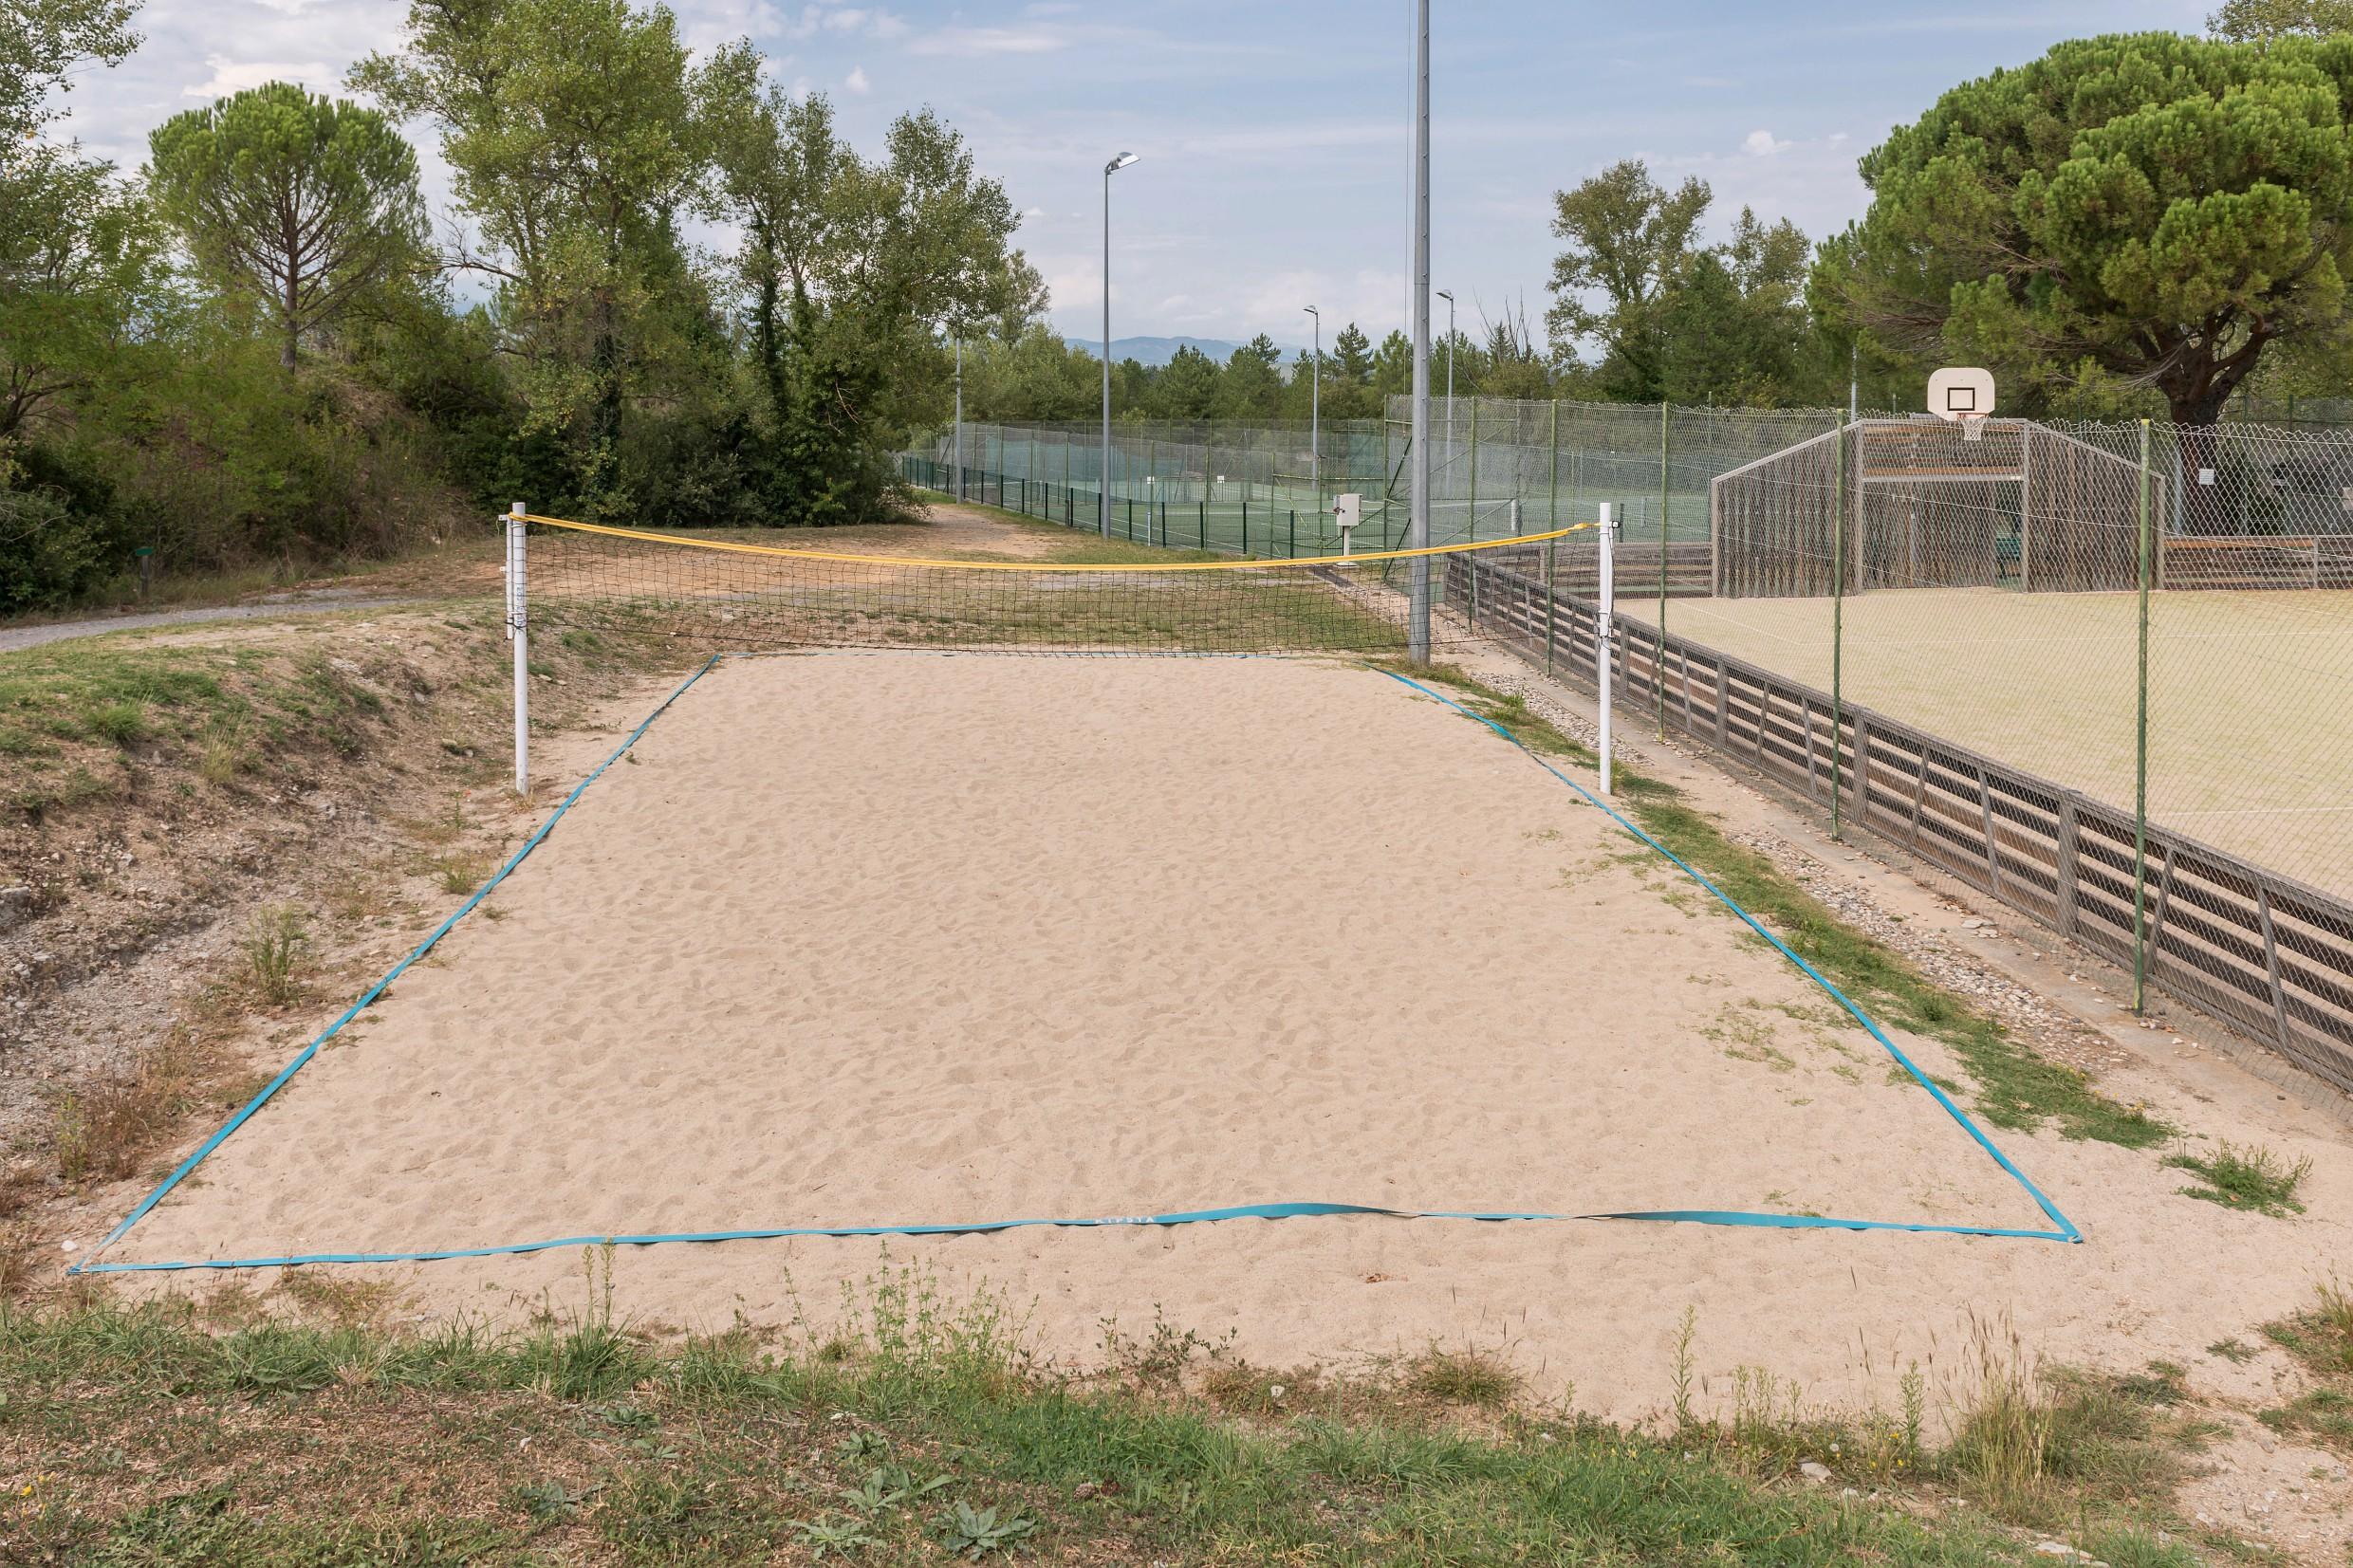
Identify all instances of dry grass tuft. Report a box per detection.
[241,905,310,1005]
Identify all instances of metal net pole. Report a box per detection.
[1405,0,1432,661]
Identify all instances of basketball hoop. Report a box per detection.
[1928,366,1997,435]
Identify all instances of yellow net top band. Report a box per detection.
[518,514,1598,572]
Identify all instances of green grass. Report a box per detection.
[0,636,406,815]
[2259,1282,2353,1452]
[2162,1141,2312,1216]
[0,1286,2215,1566]
[1399,663,2172,1152]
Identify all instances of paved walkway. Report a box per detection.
[0,593,421,655]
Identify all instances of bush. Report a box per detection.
[0,443,131,611]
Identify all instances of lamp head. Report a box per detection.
[1436,289,1454,303]
[1106,151,1139,174]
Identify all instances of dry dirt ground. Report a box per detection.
[8,507,2353,1561]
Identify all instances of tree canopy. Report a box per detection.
[148,83,427,368]
[1817,31,2353,429]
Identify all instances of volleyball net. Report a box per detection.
[512,513,1598,658]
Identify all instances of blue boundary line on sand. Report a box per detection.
[74,652,2075,1276]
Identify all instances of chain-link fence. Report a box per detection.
[910,402,2353,1082]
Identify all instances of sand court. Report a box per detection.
[106,654,2061,1275]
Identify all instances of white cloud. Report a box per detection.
[779,5,907,42]
[1741,129,1790,157]
[843,65,870,94]
[909,26,1075,56]
[183,54,338,99]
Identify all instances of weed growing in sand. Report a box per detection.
[1097,1305,1233,1389]
[1938,1317,2052,1513]
[427,852,491,896]
[241,906,309,1005]
[2163,1141,2312,1217]
[1403,1347,1521,1409]
[1669,1305,1698,1430]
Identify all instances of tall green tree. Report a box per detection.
[148,83,427,369]
[964,324,1097,421]
[1217,334,1284,418]
[1544,159,1711,400]
[2210,0,2353,38]
[1149,344,1221,419]
[1817,30,2353,515]
[354,0,724,513]
[0,159,169,440]
[2,0,138,144]
[1657,208,1811,405]
[1370,328,1413,399]
[3,0,159,446]
[699,42,1036,521]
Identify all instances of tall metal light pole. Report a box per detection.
[1436,288,1455,492]
[1304,304,1321,515]
[1407,0,1431,662]
[1101,150,1139,537]
[952,334,964,502]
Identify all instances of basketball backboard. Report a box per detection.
[1928,366,1995,421]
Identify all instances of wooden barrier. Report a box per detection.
[1453,551,2353,1094]
[1480,539,1713,599]
[2161,535,2353,591]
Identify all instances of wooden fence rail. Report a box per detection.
[1453,552,2353,1094]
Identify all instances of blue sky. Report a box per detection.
[62,0,2216,348]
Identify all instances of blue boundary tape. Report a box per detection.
[75,653,2075,1276]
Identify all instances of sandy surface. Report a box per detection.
[106,654,2349,1429]
[1626,587,2353,896]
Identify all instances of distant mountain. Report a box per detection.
[1064,335,1302,367]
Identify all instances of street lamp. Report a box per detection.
[1303,304,1320,519]
[1406,0,1430,661]
[1435,288,1455,494]
[952,333,964,503]
[1101,150,1139,537]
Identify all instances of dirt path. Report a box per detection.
[0,592,434,654]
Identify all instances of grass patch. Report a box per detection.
[0,636,401,815]
[2260,1282,2353,1451]
[1399,663,2170,1151]
[422,850,494,895]
[0,1282,2214,1566]
[2163,1141,2312,1217]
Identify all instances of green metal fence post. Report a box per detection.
[1548,399,1560,529]
[1658,398,1670,740]
[1468,397,1480,534]
[1830,415,1846,842]
[2134,418,2154,1013]
[1544,533,1558,674]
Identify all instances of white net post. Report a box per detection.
[1597,502,1616,795]
[505,501,529,798]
